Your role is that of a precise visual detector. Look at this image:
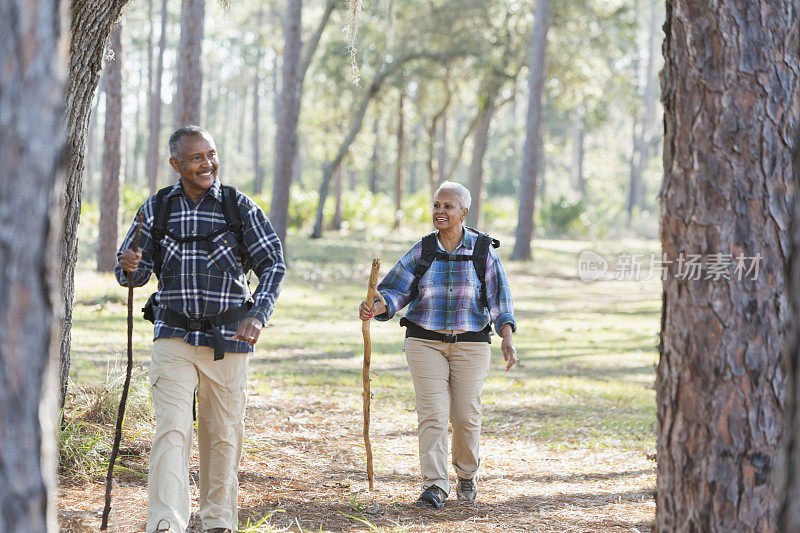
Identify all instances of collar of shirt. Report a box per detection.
[168,178,223,202]
[435,227,476,253]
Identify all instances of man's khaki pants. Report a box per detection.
[405,333,491,494]
[146,338,248,533]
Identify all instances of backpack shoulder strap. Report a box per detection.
[220,184,249,266]
[150,186,174,278]
[472,232,492,310]
[409,233,438,301]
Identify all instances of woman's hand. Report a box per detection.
[359,299,387,321]
[501,323,517,371]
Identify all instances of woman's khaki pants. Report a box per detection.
[146,338,248,533]
[405,334,491,494]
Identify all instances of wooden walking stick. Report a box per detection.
[101,210,143,530]
[362,259,386,490]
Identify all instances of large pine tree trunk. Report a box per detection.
[271,0,302,244]
[97,23,124,272]
[147,0,168,193]
[61,0,132,411]
[511,0,551,260]
[0,1,67,529]
[175,0,205,127]
[657,2,797,530]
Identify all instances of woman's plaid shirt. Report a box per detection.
[115,180,285,353]
[375,229,516,335]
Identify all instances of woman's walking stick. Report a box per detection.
[362,259,386,490]
[101,210,143,530]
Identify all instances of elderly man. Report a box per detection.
[116,125,285,533]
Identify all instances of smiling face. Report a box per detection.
[169,133,219,201]
[432,189,467,233]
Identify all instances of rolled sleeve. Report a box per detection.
[485,248,517,335]
[115,202,155,288]
[375,242,421,320]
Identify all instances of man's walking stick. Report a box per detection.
[362,259,386,490]
[101,210,143,530]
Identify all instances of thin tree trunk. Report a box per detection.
[147,0,168,193]
[437,107,447,186]
[634,0,660,211]
[370,117,380,194]
[626,0,642,225]
[0,2,66,529]
[175,0,205,127]
[572,114,585,199]
[61,0,133,411]
[252,6,265,194]
[331,163,343,230]
[98,23,125,272]
[86,85,103,204]
[427,89,450,197]
[511,0,551,260]
[394,92,405,230]
[466,95,496,228]
[657,1,797,530]
[271,0,302,244]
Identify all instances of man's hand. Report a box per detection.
[233,317,264,346]
[501,323,517,371]
[359,300,387,321]
[120,248,142,273]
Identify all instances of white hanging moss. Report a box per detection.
[345,0,363,86]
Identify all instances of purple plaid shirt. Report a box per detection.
[376,229,516,334]
[115,179,285,353]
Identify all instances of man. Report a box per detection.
[116,125,285,533]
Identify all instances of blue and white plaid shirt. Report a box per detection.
[115,179,285,353]
[376,229,516,335]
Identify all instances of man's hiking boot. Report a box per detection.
[417,485,447,508]
[456,477,477,501]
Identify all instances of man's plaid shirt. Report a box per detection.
[375,229,516,335]
[115,180,285,354]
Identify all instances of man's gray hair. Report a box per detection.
[169,125,212,159]
[435,181,472,211]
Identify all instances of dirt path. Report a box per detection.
[59,387,655,532]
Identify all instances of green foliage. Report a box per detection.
[540,196,591,238]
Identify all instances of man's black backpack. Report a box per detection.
[149,184,249,279]
[408,226,500,310]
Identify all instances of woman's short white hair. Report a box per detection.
[435,181,472,211]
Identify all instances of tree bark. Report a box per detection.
[61,0,132,411]
[147,0,168,194]
[465,95,496,228]
[370,117,380,194]
[394,92,405,230]
[511,0,551,260]
[98,22,124,272]
[175,0,205,127]
[271,0,302,245]
[252,6,265,194]
[0,1,67,529]
[657,2,797,531]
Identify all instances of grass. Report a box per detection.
[60,228,660,531]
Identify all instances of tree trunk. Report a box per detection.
[370,117,380,194]
[0,1,67,529]
[511,0,551,260]
[634,0,660,211]
[331,163,343,230]
[626,0,642,225]
[61,0,133,411]
[175,0,205,127]
[271,0,302,245]
[147,0,168,193]
[572,114,585,199]
[97,22,124,272]
[85,85,102,204]
[656,2,797,530]
[465,96,496,228]
[437,107,447,187]
[394,92,405,230]
[252,6,265,194]
[778,74,800,533]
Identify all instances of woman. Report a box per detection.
[359,181,517,508]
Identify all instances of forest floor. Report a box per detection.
[58,231,660,532]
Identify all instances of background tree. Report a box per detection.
[97,22,125,272]
[0,0,67,529]
[146,0,169,193]
[656,1,797,530]
[175,0,206,126]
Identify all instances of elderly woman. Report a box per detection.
[359,181,517,508]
